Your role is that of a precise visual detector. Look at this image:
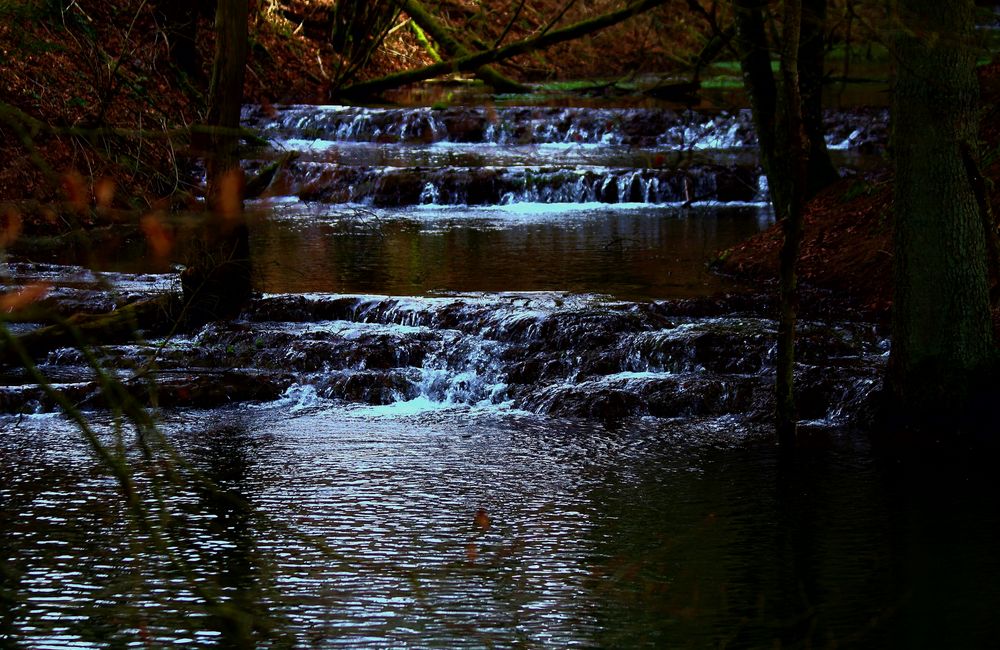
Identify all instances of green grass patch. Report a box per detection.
[710,60,779,74]
[534,79,639,94]
[825,42,891,64]
[535,79,609,92]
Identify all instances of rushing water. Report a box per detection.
[4,103,998,648]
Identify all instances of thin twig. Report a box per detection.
[494,0,527,48]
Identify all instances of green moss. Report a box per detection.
[430,92,455,110]
[533,79,639,94]
[699,76,745,90]
[710,60,778,74]
[536,80,608,92]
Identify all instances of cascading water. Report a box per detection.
[0,270,887,427]
[243,104,886,208]
[1,101,945,650]
[2,103,892,420]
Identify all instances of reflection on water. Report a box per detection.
[251,203,770,299]
[3,408,998,647]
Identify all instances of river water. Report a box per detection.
[2,102,999,647]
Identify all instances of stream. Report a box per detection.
[2,101,999,647]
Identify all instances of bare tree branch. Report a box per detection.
[340,0,670,98]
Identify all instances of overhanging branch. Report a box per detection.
[339,0,670,98]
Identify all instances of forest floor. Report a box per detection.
[1,0,999,324]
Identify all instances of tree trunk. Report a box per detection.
[800,0,838,197]
[735,0,835,206]
[736,0,811,445]
[889,0,996,428]
[774,0,808,446]
[734,0,782,204]
[182,0,252,328]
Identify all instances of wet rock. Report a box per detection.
[690,329,770,373]
[437,107,487,142]
[134,371,290,407]
[280,160,767,207]
[372,169,425,207]
[713,166,761,202]
[794,364,883,424]
[246,104,888,151]
[436,167,502,205]
[246,295,361,322]
[315,369,417,404]
[520,372,769,422]
[0,281,888,426]
[522,382,644,421]
[641,375,765,419]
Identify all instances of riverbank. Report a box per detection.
[717,61,1000,330]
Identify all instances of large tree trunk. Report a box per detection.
[889,0,996,428]
[182,0,252,328]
